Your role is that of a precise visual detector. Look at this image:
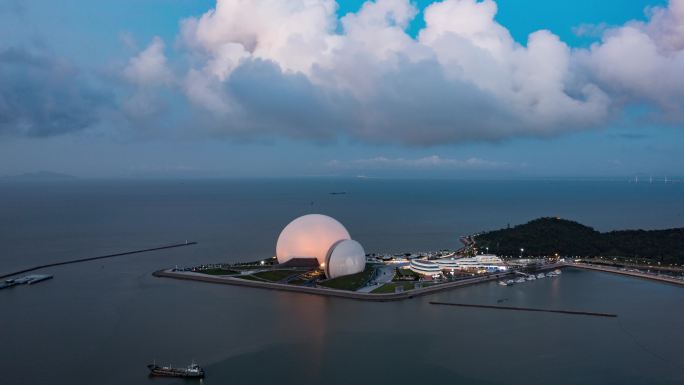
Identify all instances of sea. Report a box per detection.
[1,178,683,385]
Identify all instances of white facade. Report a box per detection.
[276,214,350,266]
[409,259,441,277]
[435,254,506,271]
[325,239,366,279]
[276,214,366,279]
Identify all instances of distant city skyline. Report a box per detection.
[1,0,683,178]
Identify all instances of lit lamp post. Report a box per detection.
[520,248,524,258]
[486,247,489,255]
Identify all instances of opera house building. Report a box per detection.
[276,214,366,279]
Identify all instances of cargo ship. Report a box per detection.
[147,362,204,378]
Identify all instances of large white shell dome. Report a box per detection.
[325,239,366,279]
[276,214,351,266]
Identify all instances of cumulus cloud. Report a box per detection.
[0,47,108,136]
[577,0,684,121]
[123,36,172,87]
[7,0,684,143]
[172,0,627,145]
[121,37,175,121]
[329,155,513,170]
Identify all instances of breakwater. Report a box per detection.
[0,242,197,279]
[429,301,617,317]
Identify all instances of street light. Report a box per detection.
[520,248,524,258]
[486,247,489,254]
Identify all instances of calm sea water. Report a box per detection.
[1,178,683,384]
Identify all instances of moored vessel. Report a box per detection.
[147,362,204,378]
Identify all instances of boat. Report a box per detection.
[536,273,546,278]
[526,275,536,281]
[1,274,53,289]
[26,274,53,284]
[505,279,515,285]
[498,281,508,286]
[147,362,205,378]
[554,269,562,275]
[0,280,18,290]
[514,277,526,284]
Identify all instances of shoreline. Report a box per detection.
[153,262,684,300]
[152,263,566,301]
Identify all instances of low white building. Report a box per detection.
[434,254,507,272]
[409,259,442,278]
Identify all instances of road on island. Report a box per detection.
[356,265,396,293]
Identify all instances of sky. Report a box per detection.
[1,0,683,178]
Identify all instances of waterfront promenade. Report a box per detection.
[569,262,684,286]
[153,263,566,301]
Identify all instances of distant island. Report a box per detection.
[1,171,77,181]
[475,217,684,264]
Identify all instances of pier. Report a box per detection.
[429,301,618,318]
[0,242,197,279]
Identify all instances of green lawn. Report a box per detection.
[371,282,415,294]
[393,268,419,281]
[319,265,375,291]
[200,268,240,276]
[252,270,299,282]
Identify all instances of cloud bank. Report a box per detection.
[0,47,109,136]
[168,0,684,145]
[3,0,684,145]
[328,155,514,170]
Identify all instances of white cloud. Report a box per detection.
[116,0,684,145]
[577,0,684,121]
[123,36,172,87]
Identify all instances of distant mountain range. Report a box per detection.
[476,217,684,263]
[1,171,77,181]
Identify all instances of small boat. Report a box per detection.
[536,273,546,278]
[526,275,536,281]
[554,269,562,275]
[505,279,516,285]
[147,362,204,378]
[498,281,508,286]
[26,274,53,284]
[514,277,526,284]
[0,280,18,290]
[1,274,52,288]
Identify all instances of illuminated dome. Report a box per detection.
[325,240,366,279]
[276,214,351,266]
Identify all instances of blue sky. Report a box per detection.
[0,0,682,178]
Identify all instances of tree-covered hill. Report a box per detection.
[475,217,684,263]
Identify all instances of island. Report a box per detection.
[153,216,684,301]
